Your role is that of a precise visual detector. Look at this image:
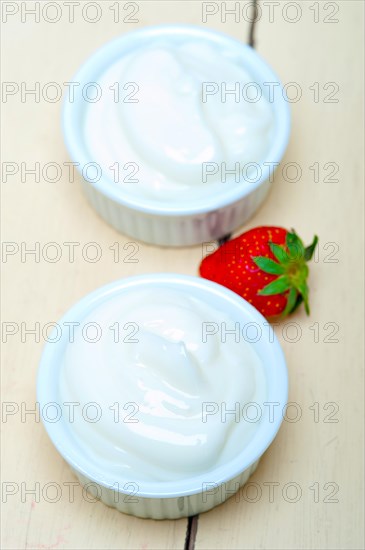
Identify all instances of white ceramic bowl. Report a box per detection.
[62,25,290,247]
[37,274,288,519]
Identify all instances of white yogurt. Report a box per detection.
[60,288,266,482]
[84,39,275,202]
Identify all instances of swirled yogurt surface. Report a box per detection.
[60,287,266,482]
[84,38,275,203]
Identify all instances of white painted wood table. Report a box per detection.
[1,1,364,549]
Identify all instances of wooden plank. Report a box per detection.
[0,2,225,548]
[2,1,363,549]
[195,1,365,549]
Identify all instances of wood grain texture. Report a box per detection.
[1,2,363,549]
[195,2,365,549]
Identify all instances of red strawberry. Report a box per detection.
[200,226,318,319]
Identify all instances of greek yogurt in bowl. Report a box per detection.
[38,274,288,519]
[60,287,267,482]
[63,25,290,246]
[84,39,275,203]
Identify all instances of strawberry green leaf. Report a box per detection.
[252,256,286,275]
[258,276,291,296]
[291,293,304,314]
[282,287,298,317]
[286,231,305,261]
[295,280,310,314]
[304,235,319,261]
[269,242,290,264]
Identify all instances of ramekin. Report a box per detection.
[62,25,290,247]
[37,274,288,519]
